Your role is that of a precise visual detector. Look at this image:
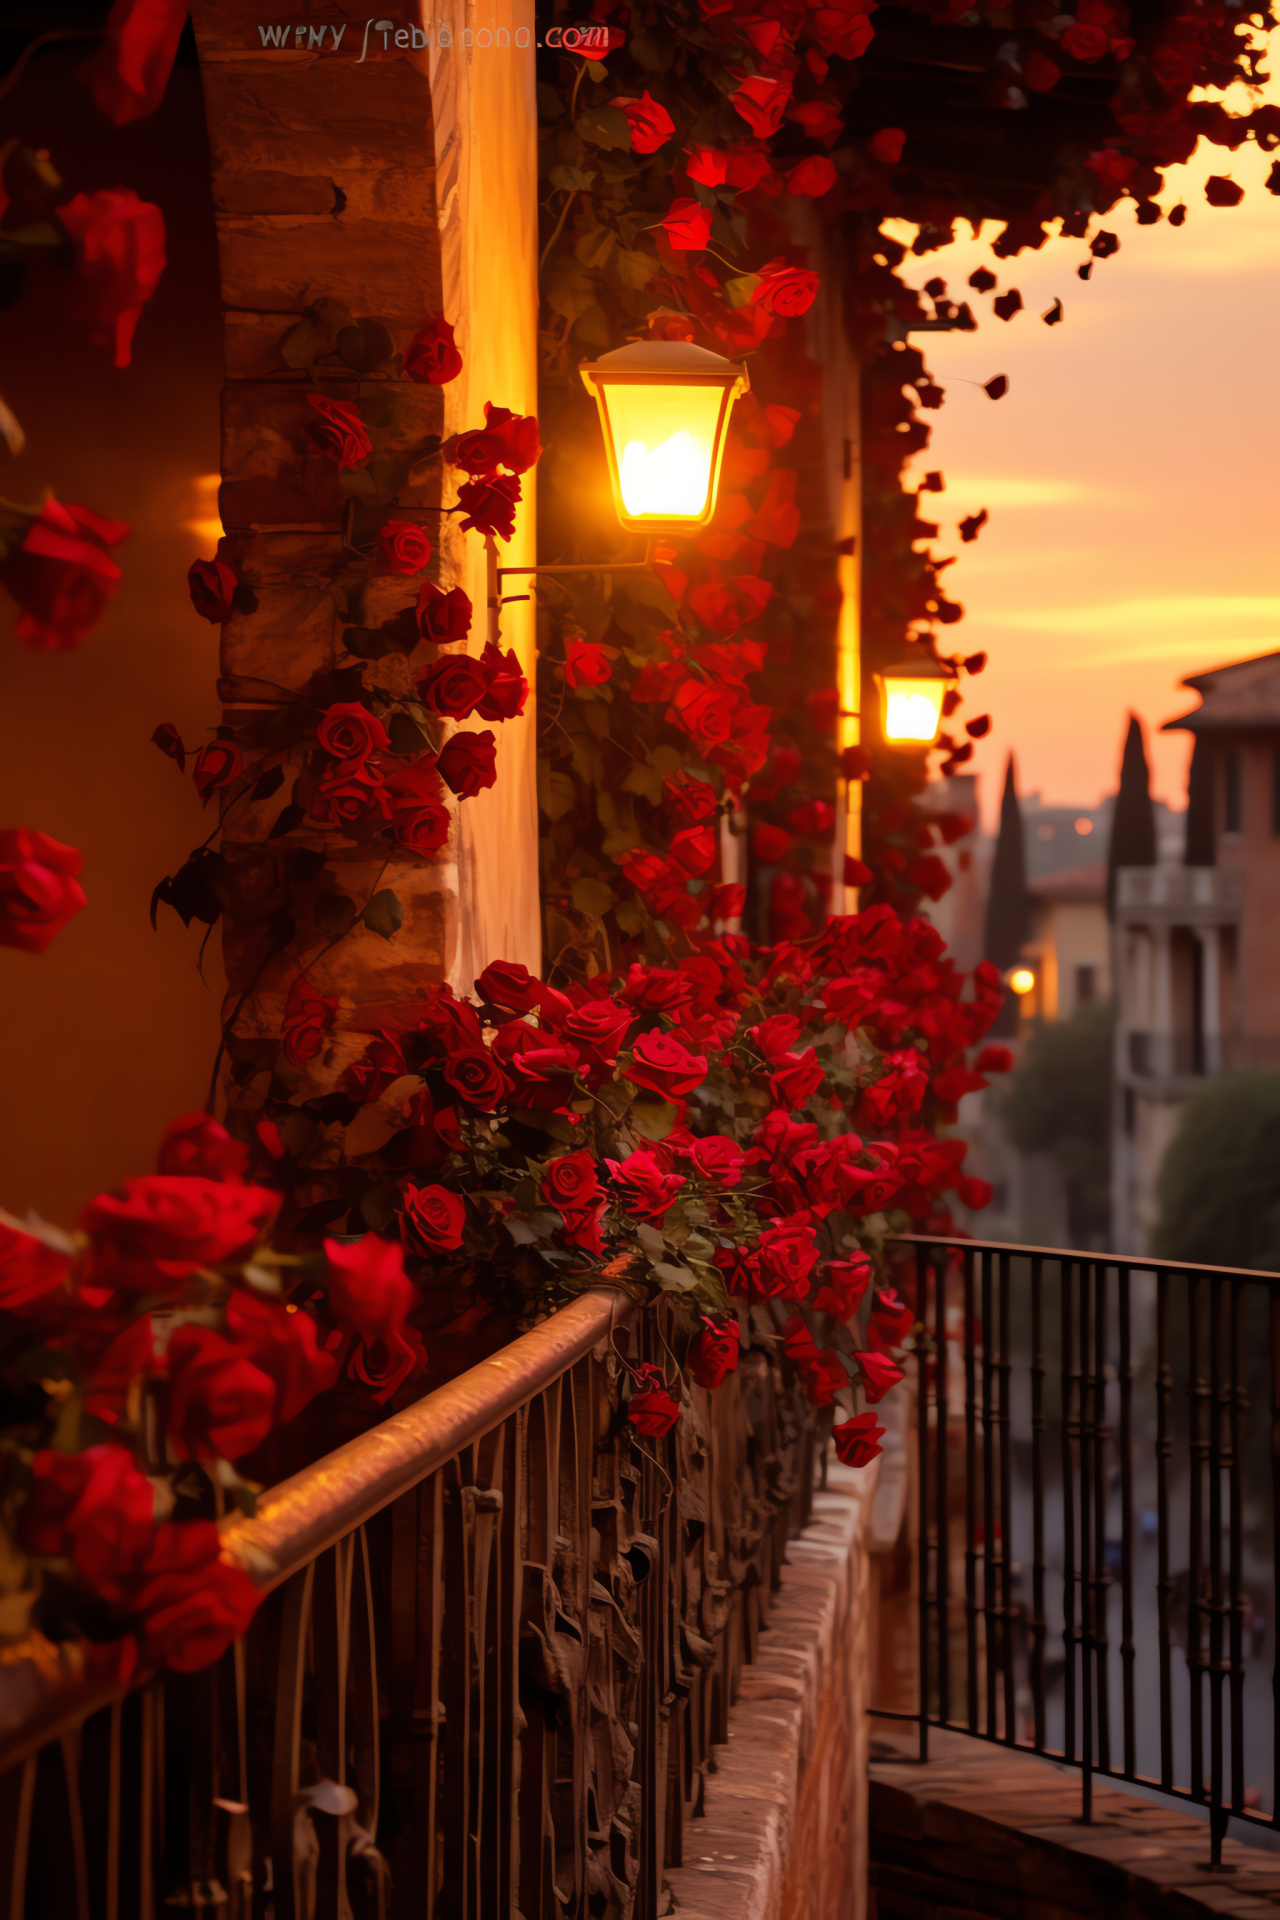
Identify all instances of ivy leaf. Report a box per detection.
[571,875,615,918]
[575,224,616,269]
[544,271,599,321]
[576,105,632,151]
[631,1097,679,1142]
[653,1262,699,1291]
[636,1222,667,1260]
[362,889,404,940]
[611,247,659,291]
[621,760,665,805]
[267,803,307,840]
[538,763,577,822]
[550,164,597,191]
[723,272,760,309]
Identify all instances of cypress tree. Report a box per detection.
[983,755,1032,1037]
[1184,735,1214,867]
[1106,714,1157,917]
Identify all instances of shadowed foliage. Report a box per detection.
[1002,1000,1114,1247]
[1153,1072,1280,1270]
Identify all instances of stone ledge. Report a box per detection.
[664,1459,879,1920]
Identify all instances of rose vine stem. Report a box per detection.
[539,191,578,271]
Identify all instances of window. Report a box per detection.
[1075,964,1097,1004]
[1224,747,1243,835]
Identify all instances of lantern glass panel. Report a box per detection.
[881,675,946,744]
[602,381,727,521]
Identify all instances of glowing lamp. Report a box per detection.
[877,663,950,747]
[1007,967,1036,997]
[580,339,749,534]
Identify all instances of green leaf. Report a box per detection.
[653,1261,699,1291]
[575,223,616,269]
[337,317,395,372]
[544,271,599,322]
[636,1222,667,1260]
[279,316,328,369]
[575,105,633,151]
[538,763,577,823]
[631,1097,680,1142]
[362,889,404,940]
[615,896,649,936]
[571,875,615,919]
[550,164,597,191]
[723,272,761,309]
[611,247,660,291]
[338,467,382,502]
[621,760,665,805]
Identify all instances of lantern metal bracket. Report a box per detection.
[491,542,656,608]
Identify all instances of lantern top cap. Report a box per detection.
[580,339,748,388]
[877,658,952,680]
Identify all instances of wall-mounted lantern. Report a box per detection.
[1006,966,1036,998]
[579,340,749,535]
[876,662,951,747]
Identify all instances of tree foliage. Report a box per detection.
[1153,1073,1280,1270]
[1002,1001,1114,1246]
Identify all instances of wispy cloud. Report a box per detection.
[923,475,1099,508]
[982,594,1280,634]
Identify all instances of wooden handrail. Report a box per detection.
[0,1285,635,1775]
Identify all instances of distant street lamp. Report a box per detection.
[580,339,749,534]
[876,662,950,747]
[1007,966,1036,998]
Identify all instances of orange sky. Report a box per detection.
[882,47,1280,829]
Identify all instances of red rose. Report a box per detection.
[475,642,528,721]
[689,1319,740,1390]
[1061,20,1109,59]
[0,829,87,954]
[0,1218,73,1317]
[167,1324,276,1461]
[855,1350,904,1404]
[79,1176,279,1282]
[282,973,339,1067]
[156,1112,247,1183]
[783,1315,821,1368]
[443,1046,510,1111]
[476,960,542,1013]
[750,1015,802,1061]
[193,739,242,801]
[730,73,792,136]
[607,1149,684,1221]
[437,729,497,799]
[709,883,746,921]
[975,1045,1014,1074]
[310,771,390,830]
[0,497,130,651]
[402,1183,467,1252]
[769,1049,825,1112]
[325,1233,416,1342]
[542,1151,600,1211]
[868,1285,915,1352]
[559,1199,606,1254]
[751,261,820,319]
[340,1030,407,1103]
[316,701,390,774]
[661,198,712,251]
[834,1411,885,1468]
[226,1289,337,1428]
[563,999,632,1062]
[58,187,166,368]
[378,520,434,575]
[187,557,237,623]
[611,89,675,154]
[620,963,695,1013]
[393,799,451,857]
[306,394,371,468]
[457,474,521,541]
[24,1445,155,1602]
[627,1366,680,1436]
[138,1551,262,1674]
[812,1256,872,1321]
[787,155,839,196]
[443,427,506,476]
[564,638,611,688]
[667,679,735,745]
[416,580,473,643]
[682,1135,744,1185]
[480,404,542,475]
[756,1217,820,1299]
[417,653,488,720]
[81,0,188,127]
[403,317,463,384]
[803,1351,850,1410]
[416,982,484,1052]
[625,1031,707,1100]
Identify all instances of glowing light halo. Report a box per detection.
[580,338,749,534]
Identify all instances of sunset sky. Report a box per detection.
[884,46,1280,828]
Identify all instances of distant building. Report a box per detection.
[1112,651,1280,1251]
[1024,863,1109,1022]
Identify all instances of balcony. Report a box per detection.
[1127,1031,1280,1078]
[1114,866,1242,925]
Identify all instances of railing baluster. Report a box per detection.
[916,1243,931,1762]
[1090,1259,1097,1812]
[998,1252,1016,1744]
[1119,1265,1136,1779]
[1093,1261,1111,1775]
[1029,1254,1046,1753]
[981,1249,998,1738]
[1157,1268,1174,1791]
[1189,1272,1207,1807]
[1209,1273,1226,1862]
[1228,1278,1245,1824]
[936,1247,952,1729]
[964,1247,980,1735]
[1061,1257,1078,1769]
[1271,1289,1280,1832]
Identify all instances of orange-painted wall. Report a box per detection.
[0,48,223,1221]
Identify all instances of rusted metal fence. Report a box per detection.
[0,1285,816,1918]
[879,1234,1280,1867]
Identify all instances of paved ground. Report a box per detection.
[870,1724,1280,1919]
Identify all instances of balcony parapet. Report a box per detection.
[1114,864,1242,925]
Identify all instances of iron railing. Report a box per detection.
[876,1234,1280,1866]
[0,1284,817,1918]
